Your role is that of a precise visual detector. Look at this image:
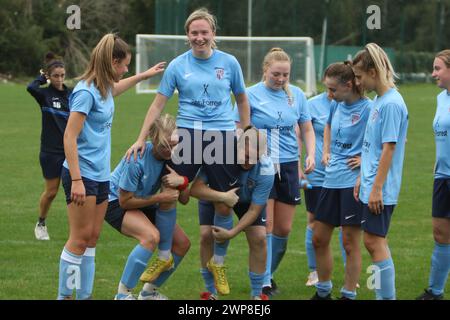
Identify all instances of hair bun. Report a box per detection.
[45,52,63,64]
[269,47,284,53]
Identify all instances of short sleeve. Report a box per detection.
[381,103,404,144]
[69,90,94,115]
[157,61,177,98]
[327,101,338,125]
[229,56,246,96]
[118,161,143,193]
[251,170,275,205]
[297,90,312,124]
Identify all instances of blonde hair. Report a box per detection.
[79,33,130,99]
[353,43,398,89]
[435,50,450,68]
[262,47,292,99]
[148,114,177,150]
[184,8,218,49]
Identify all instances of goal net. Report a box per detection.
[136,35,317,97]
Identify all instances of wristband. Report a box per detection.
[72,178,82,182]
[177,176,189,191]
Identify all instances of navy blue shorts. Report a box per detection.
[61,167,109,205]
[39,151,65,179]
[304,186,323,214]
[361,203,395,237]
[104,199,156,232]
[198,200,266,227]
[432,178,450,218]
[168,128,240,192]
[269,161,301,205]
[315,187,362,227]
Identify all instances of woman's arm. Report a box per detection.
[118,188,179,210]
[322,123,331,166]
[126,93,169,161]
[212,203,264,242]
[63,112,86,206]
[368,142,396,214]
[112,62,165,97]
[299,120,316,174]
[235,93,250,129]
[26,73,47,104]
[190,178,239,208]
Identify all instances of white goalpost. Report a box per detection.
[136,34,317,97]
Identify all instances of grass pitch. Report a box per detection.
[0,82,447,299]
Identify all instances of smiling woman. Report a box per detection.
[57,33,165,300]
[126,7,251,299]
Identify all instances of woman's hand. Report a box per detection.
[125,139,146,162]
[162,165,185,188]
[140,62,166,80]
[71,180,86,206]
[304,156,315,174]
[368,186,384,215]
[221,187,239,208]
[212,226,234,243]
[347,156,361,170]
[157,188,180,204]
[321,152,330,167]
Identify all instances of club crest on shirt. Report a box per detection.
[351,113,360,124]
[287,95,294,106]
[371,109,379,122]
[215,67,224,80]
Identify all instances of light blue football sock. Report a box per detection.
[263,233,273,287]
[58,247,82,300]
[271,234,288,274]
[155,208,177,251]
[201,267,217,294]
[120,244,153,290]
[213,212,233,257]
[374,257,396,300]
[340,287,357,300]
[339,228,347,267]
[249,271,265,297]
[305,227,316,271]
[428,242,450,296]
[316,280,333,298]
[152,253,183,287]
[76,247,96,300]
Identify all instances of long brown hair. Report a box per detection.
[79,33,130,99]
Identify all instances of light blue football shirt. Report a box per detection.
[305,92,332,187]
[323,97,371,188]
[198,155,275,205]
[434,90,450,179]
[158,49,246,131]
[359,88,409,205]
[109,142,164,201]
[246,82,311,164]
[63,80,114,182]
